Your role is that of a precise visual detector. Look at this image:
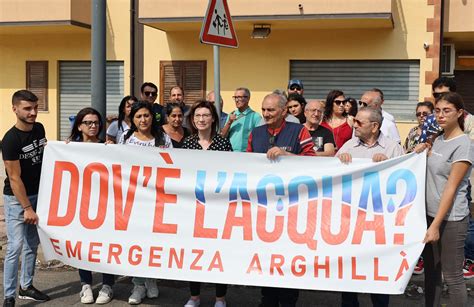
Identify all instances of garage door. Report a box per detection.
[59,61,124,140]
[290,60,420,121]
[454,70,474,114]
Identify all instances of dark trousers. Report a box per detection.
[78,269,115,286]
[189,282,227,297]
[341,292,389,307]
[260,287,299,307]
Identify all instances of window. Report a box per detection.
[26,61,48,111]
[159,61,206,106]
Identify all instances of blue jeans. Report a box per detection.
[3,194,40,299]
[465,217,474,260]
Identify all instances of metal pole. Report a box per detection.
[91,0,107,140]
[213,45,221,126]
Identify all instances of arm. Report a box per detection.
[4,160,38,224]
[220,112,236,138]
[317,143,336,157]
[424,161,472,243]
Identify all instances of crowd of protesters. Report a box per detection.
[2,76,473,307]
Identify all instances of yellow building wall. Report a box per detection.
[143,0,433,141]
[0,0,130,140]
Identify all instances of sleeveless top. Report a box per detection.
[320,119,352,151]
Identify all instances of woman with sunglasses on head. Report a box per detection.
[414,92,474,307]
[286,93,306,124]
[181,100,231,307]
[404,101,434,153]
[106,95,138,144]
[161,102,190,148]
[118,101,172,304]
[68,107,115,304]
[320,90,353,152]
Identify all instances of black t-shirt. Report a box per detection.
[2,122,47,196]
[308,125,335,152]
[151,103,166,126]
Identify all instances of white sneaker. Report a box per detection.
[214,301,226,307]
[145,278,159,298]
[184,298,200,307]
[128,285,146,305]
[96,285,113,304]
[80,284,94,304]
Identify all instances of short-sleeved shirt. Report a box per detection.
[308,125,336,152]
[118,132,173,148]
[426,134,474,221]
[225,107,262,152]
[337,132,404,159]
[152,103,166,127]
[181,134,233,151]
[2,123,47,196]
[106,120,129,142]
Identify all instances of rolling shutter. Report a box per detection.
[26,61,48,111]
[160,61,206,106]
[454,70,474,114]
[290,60,420,121]
[58,61,124,140]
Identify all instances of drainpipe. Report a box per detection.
[438,0,445,77]
[130,0,136,96]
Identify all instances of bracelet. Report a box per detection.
[23,205,32,210]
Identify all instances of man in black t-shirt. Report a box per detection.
[2,90,50,306]
[140,82,166,127]
[303,100,336,156]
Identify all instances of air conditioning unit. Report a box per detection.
[441,44,455,75]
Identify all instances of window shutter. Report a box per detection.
[26,61,48,111]
[160,61,206,106]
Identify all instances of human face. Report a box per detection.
[262,96,286,129]
[332,95,345,116]
[79,114,100,139]
[124,99,134,117]
[13,100,38,125]
[193,107,214,132]
[170,87,184,103]
[415,105,432,126]
[304,101,324,126]
[233,89,250,111]
[288,85,304,96]
[167,107,183,128]
[344,101,353,114]
[287,100,303,116]
[353,110,378,141]
[432,85,450,99]
[133,108,152,134]
[360,92,380,110]
[141,85,158,104]
[434,99,463,131]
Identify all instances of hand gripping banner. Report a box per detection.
[37,142,426,294]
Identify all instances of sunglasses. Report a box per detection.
[433,92,449,99]
[354,119,376,126]
[290,86,302,91]
[416,111,429,117]
[358,101,368,107]
[144,91,157,97]
[334,100,346,106]
[269,135,276,148]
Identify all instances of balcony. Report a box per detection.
[139,0,393,31]
[0,0,91,35]
[444,0,474,52]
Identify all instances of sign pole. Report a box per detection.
[213,45,221,125]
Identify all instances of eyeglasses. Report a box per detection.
[306,108,323,114]
[358,101,368,107]
[433,92,449,99]
[354,119,377,126]
[334,100,346,106]
[81,121,99,127]
[289,86,301,91]
[144,91,157,97]
[194,113,212,119]
[434,108,456,116]
[416,111,429,117]
[233,95,249,101]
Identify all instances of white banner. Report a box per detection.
[37,141,426,294]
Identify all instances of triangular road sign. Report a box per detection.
[200,0,239,48]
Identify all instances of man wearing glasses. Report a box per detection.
[287,79,304,96]
[359,88,400,143]
[140,82,165,126]
[303,100,336,156]
[221,87,261,152]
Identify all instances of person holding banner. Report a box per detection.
[247,93,315,307]
[337,106,404,307]
[161,102,190,148]
[415,92,474,307]
[118,101,172,304]
[67,107,116,304]
[181,100,232,307]
[2,90,50,307]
